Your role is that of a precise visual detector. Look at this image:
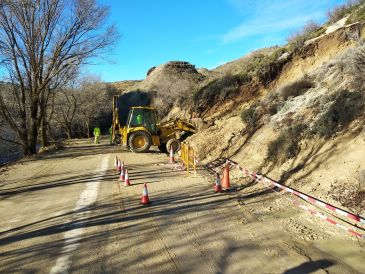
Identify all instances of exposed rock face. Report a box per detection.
[163,61,199,74]
[147,66,156,76]
[145,61,203,82]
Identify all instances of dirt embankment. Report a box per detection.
[185,22,365,217]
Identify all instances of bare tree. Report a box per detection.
[0,0,116,155]
[77,76,110,137]
[52,88,79,139]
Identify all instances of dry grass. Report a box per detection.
[279,77,315,100]
[240,104,261,129]
[267,124,305,164]
[313,90,364,137]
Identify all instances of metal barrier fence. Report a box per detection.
[181,143,197,176]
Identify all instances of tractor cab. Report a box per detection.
[127,107,158,135]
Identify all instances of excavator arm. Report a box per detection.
[158,118,196,143]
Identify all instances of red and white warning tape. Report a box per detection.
[258,175,365,239]
[228,160,365,239]
[229,160,365,225]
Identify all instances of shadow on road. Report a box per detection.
[283,259,334,274]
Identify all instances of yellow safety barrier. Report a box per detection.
[181,142,197,177]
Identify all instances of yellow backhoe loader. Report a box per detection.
[112,96,195,153]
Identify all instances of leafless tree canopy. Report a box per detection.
[47,75,115,140]
[0,0,116,155]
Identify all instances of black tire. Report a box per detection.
[128,131,152,153]
[166,138,181,153]
[158,144,168,153]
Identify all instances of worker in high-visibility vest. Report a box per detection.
[93,127,101,144]
[136,113,142,125]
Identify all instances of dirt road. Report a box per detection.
[0,139,364,273]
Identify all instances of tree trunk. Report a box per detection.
[41,115,49,147]
[28,104,39,155]
[66,125,72,139]
[28,118,38,155]
[86,119,90,138]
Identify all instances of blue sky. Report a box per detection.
[90,0,347,82]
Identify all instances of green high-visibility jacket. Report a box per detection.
[136,114,142,124]
[94,127,101,136]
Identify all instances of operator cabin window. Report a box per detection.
[131,109,144,126]
[129,108,157,134]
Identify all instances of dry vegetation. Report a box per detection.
[313,90,364,137]
[327,0,365,23]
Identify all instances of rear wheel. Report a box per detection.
[128,131,152,153]
[166,138,181,153]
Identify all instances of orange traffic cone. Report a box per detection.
[222,161,230,190]
[169,147,175,163]
[117,159,121,172]
[214,173,222,193]
[124,169,131,186]
[119,167,125,182]
[141,183,150,205]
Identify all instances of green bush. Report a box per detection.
[313,90,365,137]
[246,47,288,86]
[267,124,305,163]
[193,74,251,110]
[240,104,260,129]
[279,77,314,100]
